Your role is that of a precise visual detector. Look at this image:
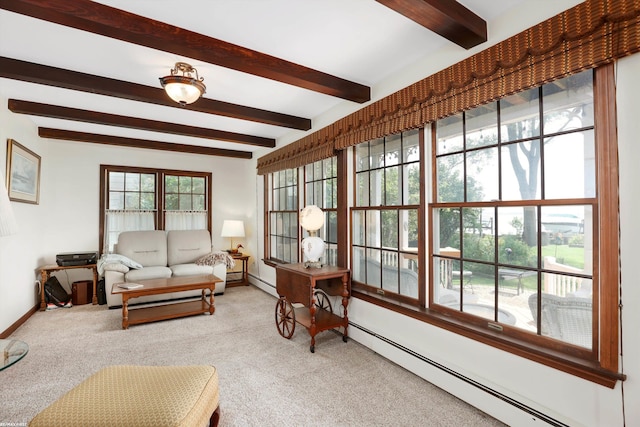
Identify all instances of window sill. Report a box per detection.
[262,259,286,269]
[352,290,625,388]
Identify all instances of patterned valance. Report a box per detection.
[256,136,335,175]
[257,0,640,175]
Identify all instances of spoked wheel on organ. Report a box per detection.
[274,263,350,353]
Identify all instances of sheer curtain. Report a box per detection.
[165,211,207,231]
[104,210,155,253]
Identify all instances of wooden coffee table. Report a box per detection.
[111,274,222,329]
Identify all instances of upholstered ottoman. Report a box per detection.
[29,365,220,427]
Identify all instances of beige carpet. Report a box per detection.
[1,285,505,426]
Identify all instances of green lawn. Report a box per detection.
[459,244,585,291]
[541,244,585,269]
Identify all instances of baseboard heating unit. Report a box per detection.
[349,322,568,427]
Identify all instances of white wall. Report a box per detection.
[0,100,48,329]
[615,53,640,426]
[247,55,640,426]
[0,92,257,332]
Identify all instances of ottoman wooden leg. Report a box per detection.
[210,405,221,427]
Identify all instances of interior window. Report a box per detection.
[267,169,299,264]
[305,158,338,266]
[100,166,210,253]
[431,70,596,352]
[351,129,421,302]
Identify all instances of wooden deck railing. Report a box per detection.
[543,256,584,297]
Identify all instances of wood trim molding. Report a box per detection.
[263,175,269,262]
[337,150,348,268]
[594,63,620,372]
[0,304,38,338]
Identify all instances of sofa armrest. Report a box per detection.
[104,270,126,308]
[212,263,227,294]
[102,263,130,274]
[212,263,226,282]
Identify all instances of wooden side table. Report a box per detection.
[38,264,98,311]
[227,254,249,287]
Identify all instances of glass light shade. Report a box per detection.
[302,236,325,264]
[161,76,206,105]
[299,205,324,231]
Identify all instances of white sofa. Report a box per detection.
[103,229,227,308]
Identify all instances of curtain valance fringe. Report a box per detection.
[257,0,640,175]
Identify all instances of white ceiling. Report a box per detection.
[0,0,583,158]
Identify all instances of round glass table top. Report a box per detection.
[0,339,28,371]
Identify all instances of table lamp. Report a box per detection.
[299,205,325,268]
[221,220,245,254]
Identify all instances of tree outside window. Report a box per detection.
[432,70,596,351]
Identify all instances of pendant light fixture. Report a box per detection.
[159,62,206,105]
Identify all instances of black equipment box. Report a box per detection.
[72,280,93,305]
[56,252,98,266]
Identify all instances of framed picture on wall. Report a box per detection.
[6,139,41,204]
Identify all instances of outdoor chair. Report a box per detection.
[528,293,592,347]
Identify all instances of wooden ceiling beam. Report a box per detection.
[1,0,371,103]
[8,99,275,148]
[376,0,487,49]
[39,128,252,159]
[0,57,310,131]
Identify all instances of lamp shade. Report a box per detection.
[221,220,245,238]
[159,62,206,105]
[161,77,205,105]
[299,205,324,232]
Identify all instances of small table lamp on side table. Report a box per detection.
[221,220,245,254]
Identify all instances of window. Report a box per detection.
[262,66,619,383]
[164,174,207,230]
[431,70,597,354]
[100,165,211,253]
[351,130,421,302]
[267,168,299,264]
[304,158,338,266]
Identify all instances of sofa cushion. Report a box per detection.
[167,230,212,266]
[117,230,168,267]
[171,263,214,277]
[125,266,172,281]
